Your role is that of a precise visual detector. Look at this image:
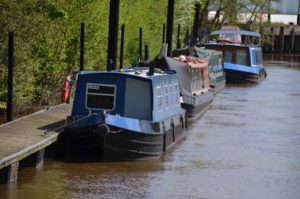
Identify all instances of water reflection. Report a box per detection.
[1,54,300,199]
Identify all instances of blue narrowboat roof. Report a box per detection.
[79,67,172,80]
[211,29,261,38]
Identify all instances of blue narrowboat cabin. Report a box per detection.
[63,67,186,161]
[203,27,267,83]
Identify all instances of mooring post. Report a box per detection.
[119,24,125,69]
[297,0,300,25]
[267,0,271,23]
[20,149,45,168]
[290,27,295,53]
[139,27,143,61]
[271,27,275,52]
[80,23,85,71]
[193,3,200,38]
[144,42,149,61]
[107,0,120,71]
[177,24,181,49]
[7,32,14,122]
[279,26,285,53]
[166,0,174,57]
[162,23,166,44]
[0,162,19,184]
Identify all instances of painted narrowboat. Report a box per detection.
[62,67,186,161]
[203,27,267,83]
[157,55,213,119]
[173,46,226,94]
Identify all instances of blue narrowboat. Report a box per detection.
[62,67,186,161]
[203,27,267,83]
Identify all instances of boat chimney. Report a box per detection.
[148,61,155,76]
[166,0,175,57]
[107,0,120,71]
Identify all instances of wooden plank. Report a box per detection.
[0,103,70,170]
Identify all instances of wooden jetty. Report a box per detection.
[0,104,71,184]
[262,25,300,53]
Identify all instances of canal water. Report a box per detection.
[1,54,300,199]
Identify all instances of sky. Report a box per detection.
[272,0,300,14]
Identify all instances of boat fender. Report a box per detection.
[264,69,267,78]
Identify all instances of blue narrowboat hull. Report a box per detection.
[63,120,186,161]
[224,62,267,83]
[62,112,186,161]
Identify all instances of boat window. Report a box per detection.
[86,83,116,110]
[124,78,151,120]
[169,83,173,106]
[164,84,169,109]
[201,70,205,88]
[224,50,233,62]
[252,49,263,66]
[157,86,163,112]
[236,49,248,65]
[174,83,179,105]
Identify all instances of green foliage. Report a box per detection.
[0,0,198,115]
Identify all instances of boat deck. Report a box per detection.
[0,104,71,170]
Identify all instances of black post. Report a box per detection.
[139,27,143,61]
[279,26,285,53]
[148,61,155,76]
[107,0,120,71]
[144,43,149,61]
[119,24,125,69]
[298,0,300,25]
[176,24,181,49]
[267,0,271,23]
[166,0,175,57]
[79,23,85,71]
[162,23,166,44]
[193,3,200,37]
[290,28,295,52]
[7,32,14,122]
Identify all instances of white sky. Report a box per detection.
[272,0,299,14]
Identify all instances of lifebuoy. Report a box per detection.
[62,80,70,103]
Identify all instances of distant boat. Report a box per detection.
[156,49,213,119]
[62,66,186,161]
[202,26,267,83]
[173,46,226,94]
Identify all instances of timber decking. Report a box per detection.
[0,104,71,170]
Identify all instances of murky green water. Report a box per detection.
[1,54,300,199]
